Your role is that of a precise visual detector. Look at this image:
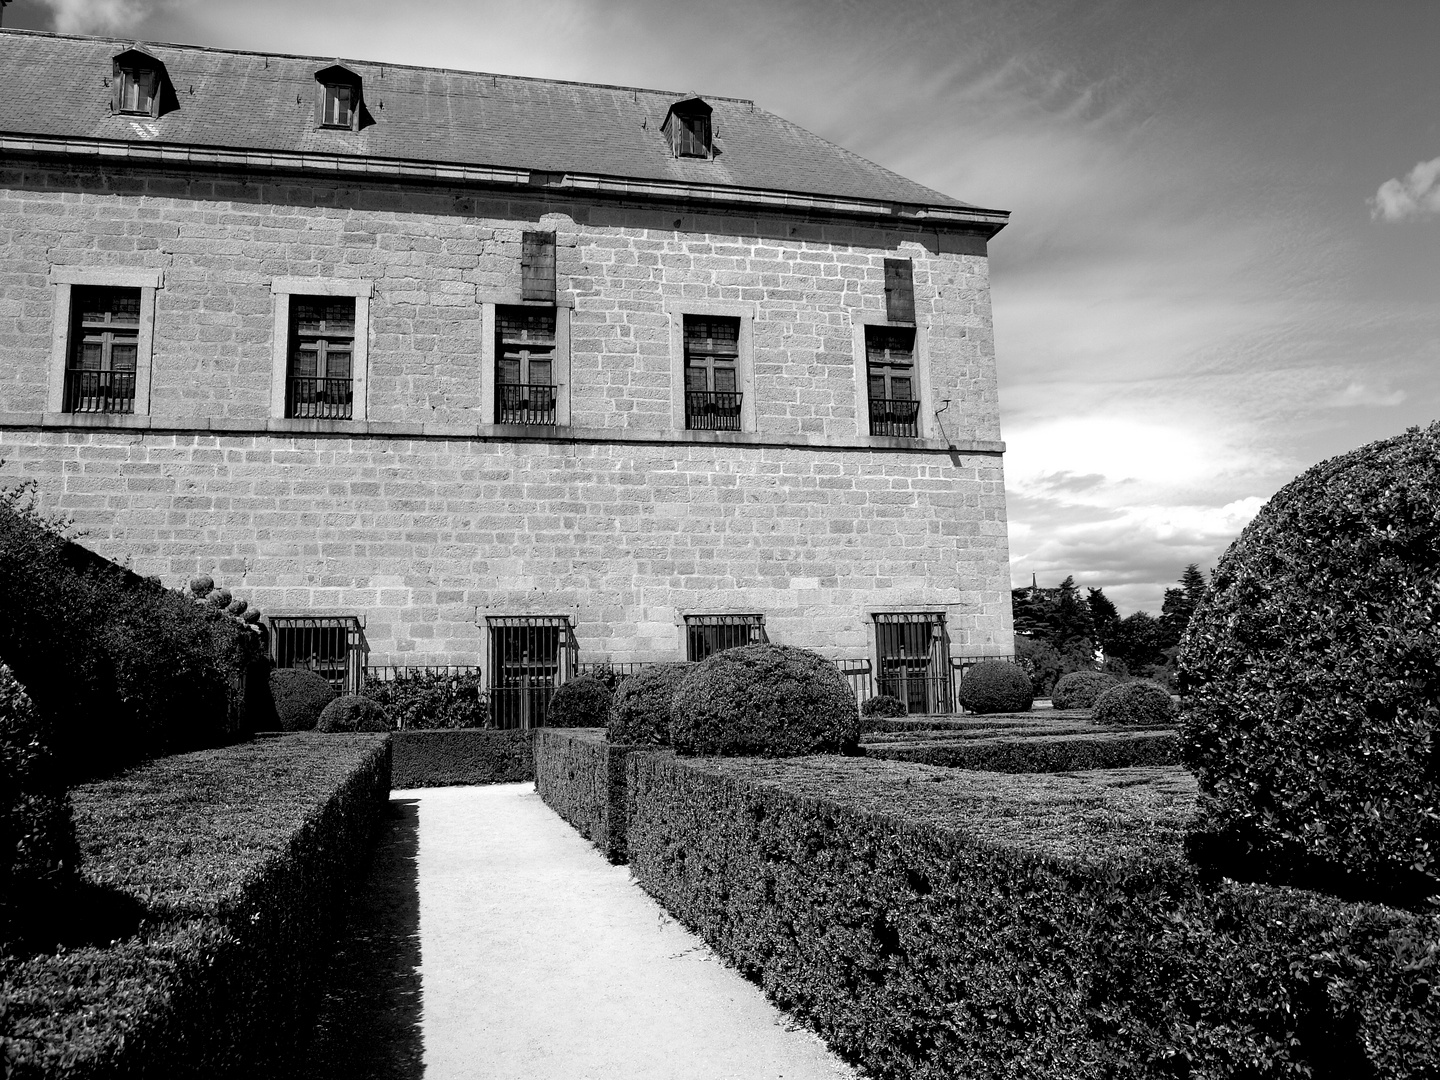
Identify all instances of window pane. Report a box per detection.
[685,365,708,391]
[498,359,521,385]
[712,365,737,393]
[869,374,886,400]
[292,344,319,378]
[890,378,912,401]
[110,342,138,372]
[324,349,351,380]
[527,360,552,386]
[80,341,103,370]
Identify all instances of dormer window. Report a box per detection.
[663,97,713,158]
[111,48,167,119]
[314,65,363,131]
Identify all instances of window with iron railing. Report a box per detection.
[874,612,952,715]
[287,295,354,419]
[488,616,575,729]
[684,316,742,430]
[685,614,767,661]
[495,306,557,425]
[65,286,140,414]
[268,615,368,694]
[866,325,919,437]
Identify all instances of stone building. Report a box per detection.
[0,29,1013,718]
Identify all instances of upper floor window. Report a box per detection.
[685,614,767,661]
[65,286,140,414]
[663,97,713,158]
[495,306,556,425]
[287,296,354,419]
[683,316,741,430]
[314,64,364,131]
[865,326,919,438]
[883,258,916,324]
[111,48,168,119]
[521,231,556,303]
[322,83,354,128]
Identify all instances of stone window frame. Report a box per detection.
[268,278,373,422]
[664,299,757,434]
[851,312,932,440]
[47,267,163,416]
[479,298,572,428]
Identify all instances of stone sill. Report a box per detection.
[0,412,1004,456]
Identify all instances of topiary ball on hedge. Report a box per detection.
[669,644,860,757]
[546,675,612,728]
[316,694,392,733]
[1052,670,1120,711]
[1179,423,1440,903]
[606,663,689,745]
[1092,680,1173,726]
[861,694,907,718]
[268,668,337,731]
[957,661,1034,714]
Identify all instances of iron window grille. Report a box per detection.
[487,616,577,729]
[874,613,952,715]
[685,614,767,661]
[683,316,742,430]
[287,295,355,419]
[65,286,140,414]
[866,326,919,437]
[495,306,557,424]
[269,615,368,694]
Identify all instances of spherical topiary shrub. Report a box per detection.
[546,675,613,728]
[268,667,338,731]
[188,575,214,598]
[956,661,1034,715]
[316,694,392,733]
[1052,670,1120,711]
[1091,680,1173,726]
[606,663,689,745]
[669,644,860,757]
[861,694,907,718]
[1179,422,1440,903]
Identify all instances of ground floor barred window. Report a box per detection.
[487,616,576,729]
[684,614,767,661]
[874,612,952,714]
[268,615,368,694]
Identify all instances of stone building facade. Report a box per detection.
[0,30,1013,715]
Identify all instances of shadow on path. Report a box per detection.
[293,798,424,1080]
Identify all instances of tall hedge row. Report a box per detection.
[0,506,264,779]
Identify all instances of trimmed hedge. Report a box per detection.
[606,663,690,745]
[534,727,667,863]
[269,668,338,732]
[317,694,392,733]
[390,729,534,788]
[1180,423,1440,905]
[362,669,489,730]
[1050,670,1118,710]
[865,730,1179,772]
[0,506,265,778]
[625,755,1440,1079]
[1093,680,1175,726]
[669,644,861,757]
[956,660,1034,714]
[0,734,390,1078]
[862,694,908,719]
[546,675,613,729]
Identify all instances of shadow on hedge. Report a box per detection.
[291,798,424,1080]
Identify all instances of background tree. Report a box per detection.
[1159,563,1210,651]
[1086,587,1120,655]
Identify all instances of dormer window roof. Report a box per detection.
[112,47,168,118]
[314,64,363,130]
[662,96,713,159]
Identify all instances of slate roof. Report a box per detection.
[0,29,1006,222]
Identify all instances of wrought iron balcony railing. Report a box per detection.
[496,383,557,425]
[63,368,136,414]
[287,376,353,420]
[869,397,921,438]
[685,390,742,431]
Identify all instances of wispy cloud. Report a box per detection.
[1323,382,1407,408]
[1371,157,1440,222]
[35,0,156,34]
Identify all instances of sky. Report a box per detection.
[5,0,1438,614]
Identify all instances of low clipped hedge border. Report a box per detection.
[534,728,667,863]
[1,734,390,1079]
[624,755,1438,1080]
[390,729,535,788]
[866,731,1179,772]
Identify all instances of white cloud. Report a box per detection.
[37,0,153,34]
[1323,382,1407,408]
[1370,157,1440,222]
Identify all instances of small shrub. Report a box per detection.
[669,644,860,757]
[1051,670,1119,710]
[956,661,1034,714]
[1093,680,1174,726]
[189,575,214,597]
[861,694,907,718]
[546,676,613,728]
[607,664,690,745]
[317,694,392,733]
[364,669,488,730]
[269,668,338,731]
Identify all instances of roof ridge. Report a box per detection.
[0,27,755,106]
